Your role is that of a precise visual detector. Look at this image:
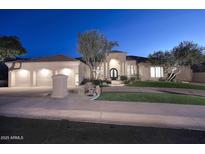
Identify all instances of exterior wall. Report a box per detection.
[192,72,205,83]
[126,60,137,78]
[175,66,192,82]
[6,61,81,88]
[6,54,195,86]
[138,62,151,81]
[78,62,90,84]
[166,66,192,82]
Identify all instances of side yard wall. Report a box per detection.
[175,66,193,82]
[192,72,205,83]
[138,62,151,81]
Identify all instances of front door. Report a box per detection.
[110,68,118,80]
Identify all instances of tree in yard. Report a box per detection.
[148,41,205,81]
[77,30,118,79]
[0,36,27,62]
[148,50,174,80]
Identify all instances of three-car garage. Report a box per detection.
[5,55,89,88]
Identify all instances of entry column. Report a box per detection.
[107,61,110,80]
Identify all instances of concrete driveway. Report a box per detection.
[1,87,205,131]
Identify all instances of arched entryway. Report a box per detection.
[110,68,118,80]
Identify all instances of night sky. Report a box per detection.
[1,9,205,58]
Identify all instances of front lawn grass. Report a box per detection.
[1,116,205,143]
[128,81,205,90]
[97,92,205,105]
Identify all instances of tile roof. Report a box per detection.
[6,55,75,62]
[126,55,148,63]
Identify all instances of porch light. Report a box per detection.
[110,59,118,66]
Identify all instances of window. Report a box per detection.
[127,65,130,76]
[150,66,164,78]
[130,65,134,75]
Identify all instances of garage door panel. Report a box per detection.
[15,69,31,87]
[59,68,75,87]
[37,69,53,87]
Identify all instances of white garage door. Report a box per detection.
[37,69,53,87]
[15,69,31,87]
[59,68,75,87]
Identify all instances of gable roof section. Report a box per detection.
[6,55,75,63]
[126,55,148,63]
[110,50,125,53]
[76,55,149,64]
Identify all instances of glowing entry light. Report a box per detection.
[61,68,71,76]
[18,69,29,77]
[110,59,119,66]
[40,69,50,77]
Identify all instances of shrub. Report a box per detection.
[136,74,141,81]
[123,80,130,84]
[130,77,136,81]
[129,74,141,82]
[103,80,111,84]
[92,80,102,85]
[120,75,128,81]
[80,78,90,85]
[81,79,111,86]
[158,77,166,81]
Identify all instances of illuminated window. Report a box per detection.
[150,66,163,78]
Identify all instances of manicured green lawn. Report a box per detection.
[128,81,205,90]
[98,92,205,105]
[1,116,205,143]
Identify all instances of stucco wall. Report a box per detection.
[126,60,137,78]
[166,66,192,82]
[138,62,151,81]
[175,66,192,82]
[79,62,90,84]
[192,72,205,83]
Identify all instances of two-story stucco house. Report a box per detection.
[5,51,192,88]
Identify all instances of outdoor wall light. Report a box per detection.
[110,59,119,66]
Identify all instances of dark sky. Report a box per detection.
[1,9,205,58]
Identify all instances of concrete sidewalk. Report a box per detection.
[1,106,205,131]
[1,90,205,131]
